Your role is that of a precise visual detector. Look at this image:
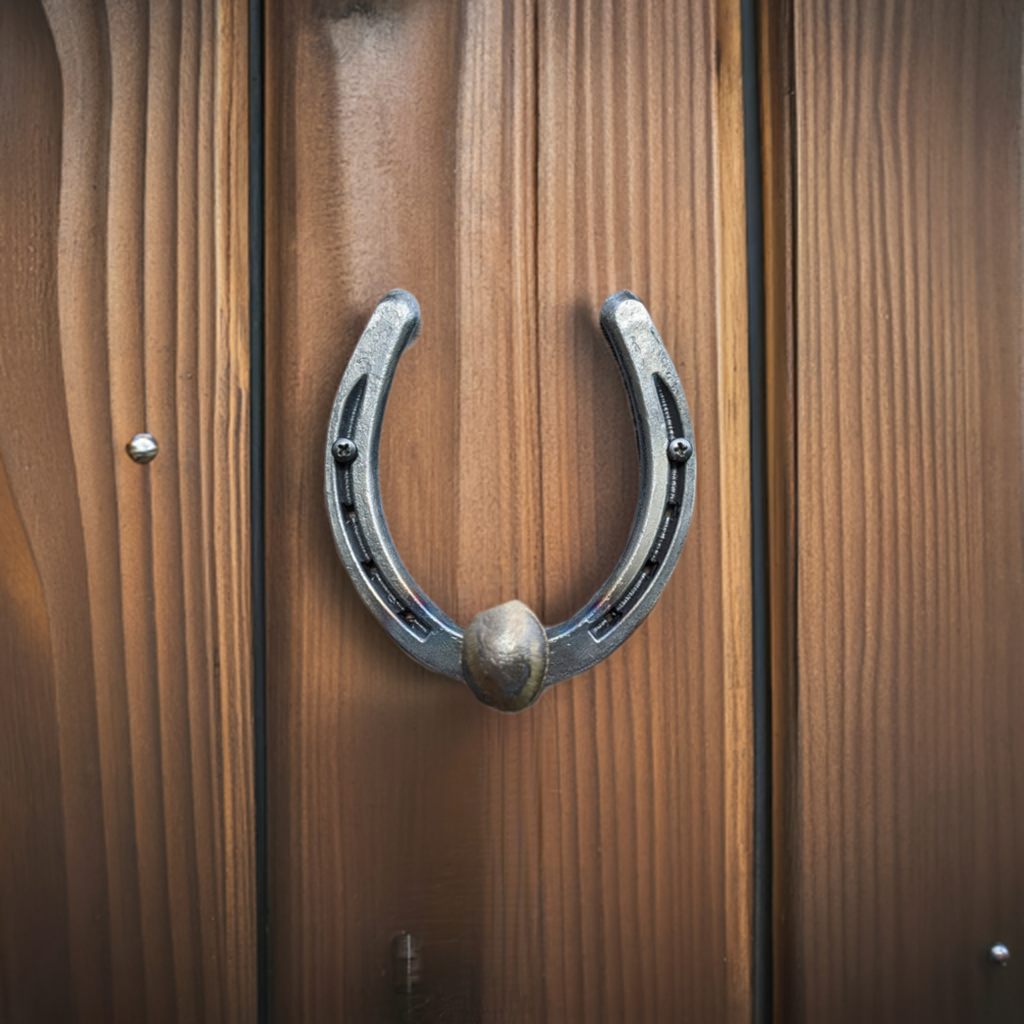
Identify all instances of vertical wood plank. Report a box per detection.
[773,1,1024,1020]
[266,5,484,1019]
[0,1,254,1020]
[266,1,752,1021]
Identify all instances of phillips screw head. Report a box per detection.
[667,437,692,463]
[332,437,358,464]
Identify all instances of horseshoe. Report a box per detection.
[325,289,696,712]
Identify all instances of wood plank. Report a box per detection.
[774,1,1024,1020]
[0,1,254,1020]
[266,1,752,1020]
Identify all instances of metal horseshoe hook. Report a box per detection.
[325,289,696,712]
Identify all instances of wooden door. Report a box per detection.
[0,1,254,1021]
[264,1,753,1021]
[763,1,1024,1021]
[5,1,1024,1023]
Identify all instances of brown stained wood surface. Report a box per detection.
[0,1,254,1021]
[778,2,1024,1021]
[266,2,751,1021]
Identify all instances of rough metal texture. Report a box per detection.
[462,600,551,712]
[324,289,696,711]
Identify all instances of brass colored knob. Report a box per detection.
[462,600,550,712]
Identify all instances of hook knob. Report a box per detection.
[462,600,550,712]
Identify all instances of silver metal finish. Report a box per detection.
[126,433,159,464]
[990,944,1011,966]
[668,436,693,463]
[325,289,696,711]
[332,437,358,463]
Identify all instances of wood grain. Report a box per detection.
[775,2,1024,1020]
[0,1,254,1020]
[266,1,752,1021]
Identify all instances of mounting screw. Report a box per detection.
[126,433,159,464]
[667,437,692,463]
[990,944,1011,966]
[332,437,358,464]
